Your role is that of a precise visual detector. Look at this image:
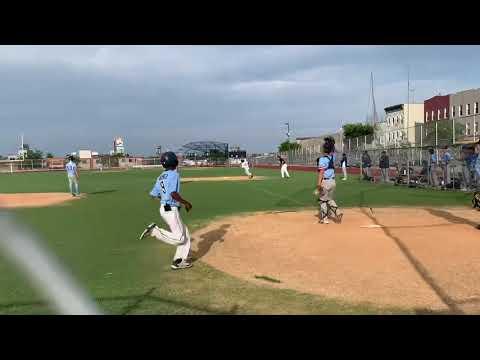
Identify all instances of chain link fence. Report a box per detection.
[252,117,480,191]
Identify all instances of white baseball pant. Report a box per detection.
[150,206,191,262]
[68,175,79,195]
[342,164,347,179]
[281,164,290,178]
[243,167,252,176]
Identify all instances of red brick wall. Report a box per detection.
[424,95,450,122]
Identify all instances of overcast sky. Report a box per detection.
[1,45,480,156]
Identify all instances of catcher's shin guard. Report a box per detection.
[327,203,343,223]
[473,192,480,209]
[319,200,329,221]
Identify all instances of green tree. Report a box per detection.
[46,152,54,158]
[25,149,44,160]
[278,140,301,152]
[423,121,463,147]
[343,123,374,138]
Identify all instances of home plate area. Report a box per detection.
[191,207,480,314]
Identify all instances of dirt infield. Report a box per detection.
[192,207,480,314]
[0,193,82,209]
[182,176,266,182]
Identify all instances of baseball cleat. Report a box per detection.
[171,259,193,270]
[139,223,156,240]
[320,218,329,224]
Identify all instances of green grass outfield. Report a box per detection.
[0,167,472,315]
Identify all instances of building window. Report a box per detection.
[426,112,429,121]
[475,102,479,114]
[475,122,478,134]
[452,106,455,118]
[460,105,463,116]
[438,109,441,120]
[466,122,470,135]
[467,103,471,115]
[444,108,447,118]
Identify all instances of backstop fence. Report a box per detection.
[252,117,480,191]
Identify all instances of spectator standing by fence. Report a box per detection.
[474,141,480,189]
[462,145,476,190]
[361,151,372,180]
[379,151,390,183]
[428,148,439,187]
[341,153,347,180]
[442,146,453,186]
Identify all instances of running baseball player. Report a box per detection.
[317,137,343,224]
[65,155,80,197]
[138,151,193,270]
[241,159,253,179]
[278,155,290,179]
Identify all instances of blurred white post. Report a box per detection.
[0,214,101,315]
[364,136,367,149]
[452,117,456,144]
[348,139,351,152]
[420,124,423,163]
[474,114,477,142]
[435,121,439,165]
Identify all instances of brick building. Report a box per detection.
[424,94,450,123]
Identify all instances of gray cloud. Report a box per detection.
[1,45,480,156]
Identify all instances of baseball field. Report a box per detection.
[1,167,478,315]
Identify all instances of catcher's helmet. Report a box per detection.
[160,152,179,168]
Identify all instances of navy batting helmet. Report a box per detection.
[160,152,178,168]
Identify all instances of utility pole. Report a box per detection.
[407,66,410,186]
[285,122,291,141]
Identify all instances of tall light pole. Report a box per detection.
[285,122,291,141]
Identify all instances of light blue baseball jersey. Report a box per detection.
[443,151,452,163]
[65,161,77,177]
[150,170,180,207]
[430,153,437,164]
[318,155,335,179]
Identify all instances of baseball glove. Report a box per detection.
[472,192,480,210]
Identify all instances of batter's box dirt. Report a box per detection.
[0,193,83,209]
[192,207,480,313]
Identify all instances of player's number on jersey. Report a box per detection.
[160,180,167,194]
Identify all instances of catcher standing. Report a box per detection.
[317,137,343,224]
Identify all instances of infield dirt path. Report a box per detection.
[192,207,480,314]
[0,193,82,209]
[182,176,265,182]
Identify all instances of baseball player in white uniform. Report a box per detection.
[65,156,80,196]
[278,155,290,178]
[138,152,193,270]
[241,159,253,179]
